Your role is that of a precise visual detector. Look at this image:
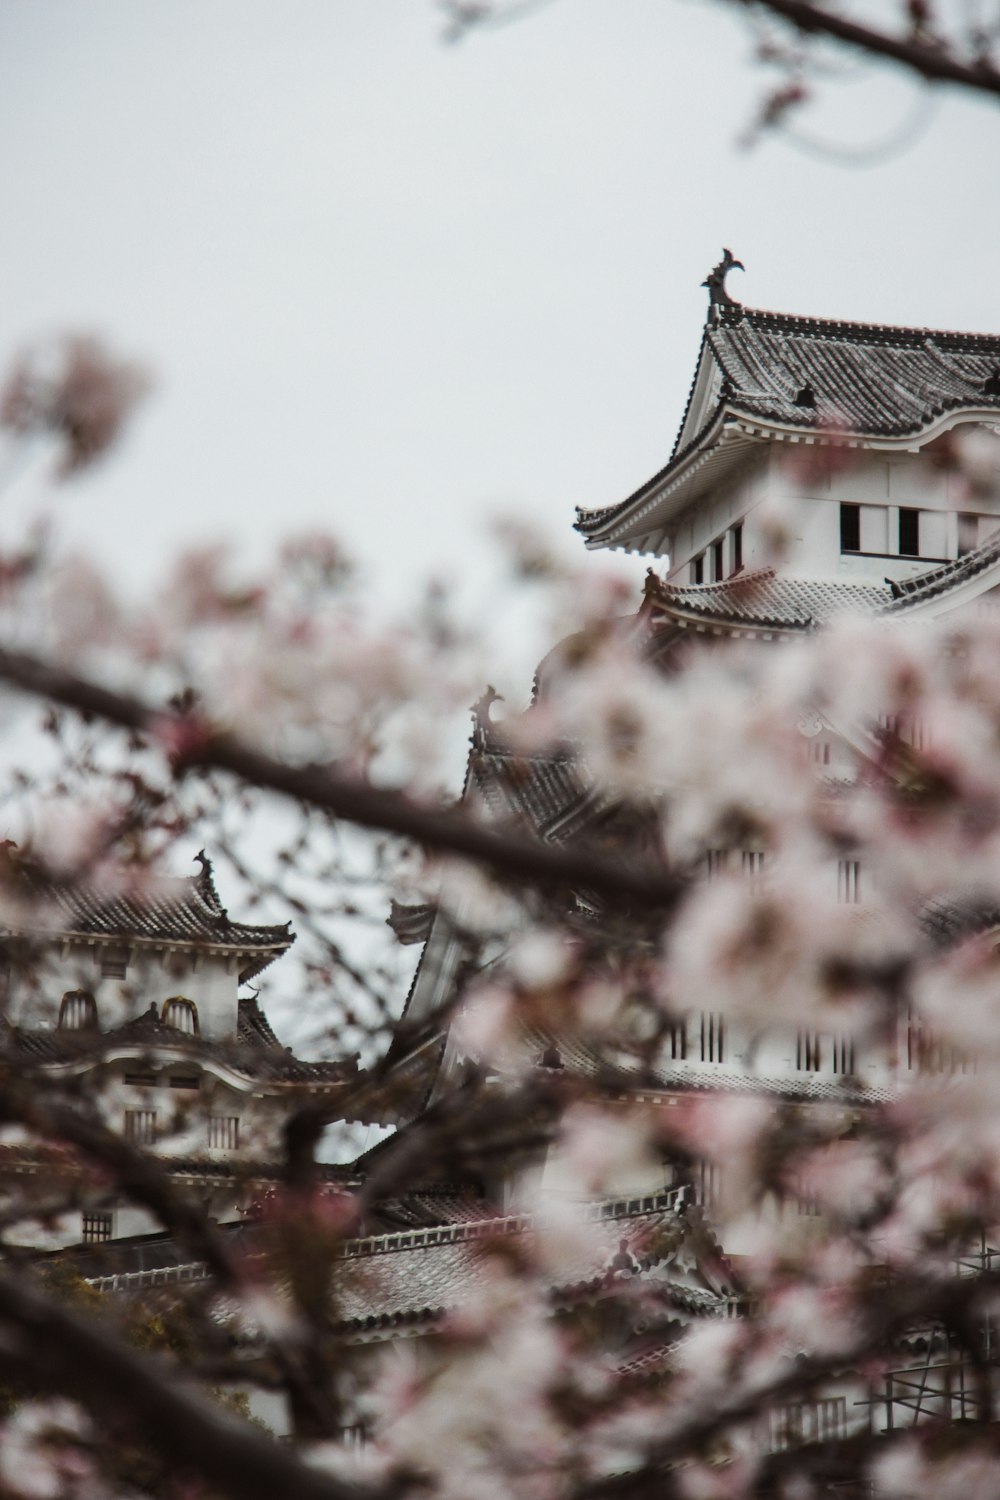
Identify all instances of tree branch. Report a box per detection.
[737,0,1000,100]
[0,644,682,910]
[0,1269,376,1500]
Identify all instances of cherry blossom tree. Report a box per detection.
[0,323,999,1500]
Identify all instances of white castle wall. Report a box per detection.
[5,946,242,1040]
[665,425,1000,584]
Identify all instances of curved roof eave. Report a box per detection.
[576,402,1000,554]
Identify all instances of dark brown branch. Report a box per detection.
[0,644,682,910]
[0,1071,345,1440]
[0,1269,376,1500]
[0,1071,239,1287]
[737,0,1000,100]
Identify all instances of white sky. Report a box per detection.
[1,0,996,628]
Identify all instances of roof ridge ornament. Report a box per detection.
[470,685,503,748]
[702,248,744,319]
[193,849,228,921]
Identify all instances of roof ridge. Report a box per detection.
[884,524,1000,607]
[336,1187,686,1260]
[722,303,1000,346]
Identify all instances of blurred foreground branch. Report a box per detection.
[0,644,681,910]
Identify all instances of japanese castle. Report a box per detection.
[11,258,1000,1450]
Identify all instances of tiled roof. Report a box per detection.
[643,527,1000,634]
[706,304,1000,440]
[919,893,1000,949]
[236,994,284,1048]
[342,1191,734,1334]
[882,522,1000,609]
[1,852,293,982]
[386,900,436,946]
[470,745,598,843]
[373,1190,491,1231]
[83,1189,736,1331]
[576,303,1000,545]
[645,568,891,632]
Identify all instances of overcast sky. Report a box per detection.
[1,0,997,625]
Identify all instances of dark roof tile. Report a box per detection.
[1,852,293,982]
[576,304,1000,543]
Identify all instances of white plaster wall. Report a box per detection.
[667,426,1000,584]
[668,454,770,580]
[6,945,240,1039]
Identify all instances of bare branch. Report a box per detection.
[0,644,683,910]
[736,0,1000,100]
[0,1269,377,1500]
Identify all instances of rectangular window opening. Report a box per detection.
[840,503,860,553]
[666,1020,687,1061]
[712,538,725,582]
[700,1012,725,1063]
[831,1037,856,1074]
[170,1075,200,1090]
[81,1211,113,1245]
[697,1160,720,1207]
[731,523,743,575]
[771,1399,846,1452]
[101,949,128,980]
[898,507,920,558]
[837,859,861,904]
[796,1031,822,1072]
[124,1109,157,1146]
[208,1116,240,1150]
[741,850,765,878]
[691,554,704,585]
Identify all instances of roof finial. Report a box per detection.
[470,685,503,747]
[702,249,744,315]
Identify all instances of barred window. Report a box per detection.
[697,1160,720,1207]
[208,1116,239,1150]
[796,1031,821,1072]
[81,1211,112,1245]
[665,1019,687,1061]
[770,1397,846,1452]
[124,1070,156,1087]
[101,948,128,980]
[124,1109,157,1145]
[837,859,861,904]
[700,1012,725,1063]
[170,1074,200,1090]
[907,1015,966,1074]
[741,850,765,878]
[831,1037,856,1074]
[57,990,98,1030]
[162,997,199,1034]
[705,849,727,881]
